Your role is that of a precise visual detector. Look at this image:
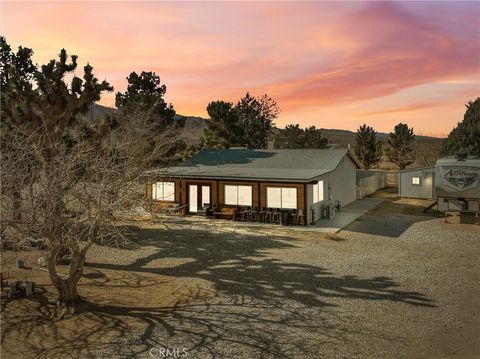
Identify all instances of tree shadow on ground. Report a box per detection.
[2,223,435,359]
[89,224,433,357]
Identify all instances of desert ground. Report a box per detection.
[1,190,479,359]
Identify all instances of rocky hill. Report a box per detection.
[89,103,442,150]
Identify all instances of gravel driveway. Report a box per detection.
[87,199,480,359]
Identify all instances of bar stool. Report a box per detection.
[250,206,259,222]
[272,208,281,224]
[264,208,273,223]
[288,209,298,225]
[259,207,267,222]
[296,208,305,225]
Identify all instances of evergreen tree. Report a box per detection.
[279,124,328,149]
[236,92,279,149]
[386,123,415,170]
[303,126,329,149]
[115,71,178,130]
[441,98,480,156]
[281,124,304,148]
[203,100,243,148]
[354,124,383,169]
[115,71,186,164]
[200,93,279,149]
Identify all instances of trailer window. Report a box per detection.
[412,176,421,185]
[152,181,175,201]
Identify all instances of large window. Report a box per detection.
[225,185,252,206]
[152,181,175,201]
[313,180,324,203]
[266,187,297,209]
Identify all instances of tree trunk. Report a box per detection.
[56,278,81,308]
[46,244,87,314]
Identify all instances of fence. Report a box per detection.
[356,170,389,199]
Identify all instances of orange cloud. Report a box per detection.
[1,1,479,136]
[358,103,436,117]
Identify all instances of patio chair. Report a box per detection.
[264,208,273,223]
[197,203,211,217]
[250,206,259,222]
[237,206,249,221]
[234,206,242,221]
[245,206,253,221]
[272,208,281,224]
[288,209,298,225]
[258,207,267,222]
[296,208,305,225]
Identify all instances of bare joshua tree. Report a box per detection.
[1,38,183,314]
[1,113,180,314]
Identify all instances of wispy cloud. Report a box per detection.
[358,103,436,117]
[2,1,478,136]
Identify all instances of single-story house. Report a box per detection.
[146,148,361,225]
[398,166,436,199]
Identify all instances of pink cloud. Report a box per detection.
[1,1,479,135]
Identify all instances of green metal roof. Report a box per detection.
[150,148,359,182]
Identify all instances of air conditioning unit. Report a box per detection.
[322,202,336,219]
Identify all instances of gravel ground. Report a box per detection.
[87,201,480,359]
[2,198,478,359]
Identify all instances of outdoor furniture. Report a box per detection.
[272,209,281,224]
[264,208,273,223]
[213,206,237,220]
[288,209,298,225]
[238,206,251,221]
[258,207,268,222]
[250,207,259,222]
[197,203,211,217]
[296,208,305,225]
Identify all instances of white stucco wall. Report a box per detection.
[306,183,314,224]
[399,168,435,199]
[307,155,357,223]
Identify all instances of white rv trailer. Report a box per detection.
[435,154,480,214]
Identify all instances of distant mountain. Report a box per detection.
[82,103,115,120]
[174,114,208,144]
[88,104,442,146]
[318,128,441,146]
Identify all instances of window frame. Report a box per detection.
[152,181,176,201]
[224,184,252,206]
[411,176,421,186]
[313,180,324,203]
[266,186,298,209]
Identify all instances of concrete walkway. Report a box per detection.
[148,198,383,234]
[311,198,383,233]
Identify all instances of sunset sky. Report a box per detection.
[2,1,479,137]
